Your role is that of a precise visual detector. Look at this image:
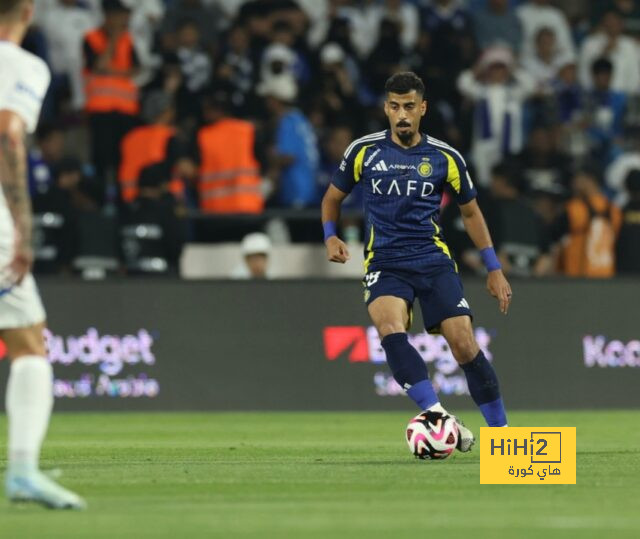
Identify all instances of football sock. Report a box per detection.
[381,332,439,410]
[460,351,507,427]
[6,356,53,476]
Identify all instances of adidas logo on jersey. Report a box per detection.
[457,298,470,309]
[372,160,388,172]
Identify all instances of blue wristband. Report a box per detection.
[480,247,501,272]
[323,221,337,241]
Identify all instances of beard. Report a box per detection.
[396,128,414,144]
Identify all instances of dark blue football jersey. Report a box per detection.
[331,130,477,272]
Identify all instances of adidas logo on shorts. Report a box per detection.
[457,298,470,309]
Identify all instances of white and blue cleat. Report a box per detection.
[6,470,86,510]
[453,417,475,452]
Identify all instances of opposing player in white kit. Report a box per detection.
[0,0,85,509]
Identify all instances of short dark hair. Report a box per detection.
[384,72,425,97]
[591,57,613,75]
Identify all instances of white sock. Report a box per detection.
[6,355,53,475]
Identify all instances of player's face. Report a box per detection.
[384,91,427,143]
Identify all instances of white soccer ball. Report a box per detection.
[406,410,459,460]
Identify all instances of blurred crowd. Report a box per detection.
[22,0,640,277]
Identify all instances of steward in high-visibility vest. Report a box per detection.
[196,91,263,214]
[119,92,184,203]
[556,169,622,278]
[83,5,138,115]
[83,0,139,184]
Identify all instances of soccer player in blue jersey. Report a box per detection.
[321,72,512,451]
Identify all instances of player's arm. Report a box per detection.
[459,199,512,314]
[322,140,361,264]
[321,184,350,263]
[0,110,32,282]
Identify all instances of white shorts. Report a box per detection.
[0,205,46,329]
[0,272,47,329]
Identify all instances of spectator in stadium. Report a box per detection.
[578,10,640,94]
[457,45,535,186]
[28,123,65,197]
[309,42,361,127]
[482,162,553,277]
[172,19,212,127]
[308,1,358,59]
[126,0,165,77]
[265,19,312,86]
[231,232,272,280]
[583,58,627,165]
[605,129,640,207]
[523,27,574,96]
[161,0,222,53]
[118,91,187,205]
[418,0,474,99]
[591,0,640,41]
[259,40,300,96]
[517,126,568,196]
[551,58,583,126]
[194,89,263,214]
[473,0,522,55]
[260,75,319,209]
[517,0,575,63]
[616,170,640,273]
[34,0,99,112]
[215,24,256,114]
[550,167,622,278]
[346,0,419,58]
[83,0,140,189]
[365,16,410,97]
[121,163,186,273]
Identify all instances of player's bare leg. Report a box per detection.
[368,295,446,417]
[441,315,508,449]
[3,323,86,510]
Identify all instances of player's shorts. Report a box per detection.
[0,230,46,330]
[0,273,46,329]
[362,263,472,334]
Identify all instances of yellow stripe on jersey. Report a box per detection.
[363,224,375,272]
[440,150,460,194]
[430,217,452,259]
[354,145,374,183]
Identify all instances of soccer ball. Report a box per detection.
[406,411,459,460]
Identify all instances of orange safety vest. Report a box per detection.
[84,29,139,115]
[119,124,183,203]
[562,194,622,278]
[197,119,263,213]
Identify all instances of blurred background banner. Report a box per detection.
[0,278,636,412]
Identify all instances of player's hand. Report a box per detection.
[487,269,512,315]
[9,244,33,285]
[326,236,350,264]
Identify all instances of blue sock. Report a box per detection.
[381,333,439,410]
[461,351,507,427]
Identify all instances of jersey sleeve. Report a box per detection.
[330,142,360,194]
[441,148,477,205]
[0,54,50,134]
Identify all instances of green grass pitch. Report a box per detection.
[0,410,639,539]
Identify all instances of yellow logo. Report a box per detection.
[417,158,432,178]
[364,289,371,302]
[480,427,576,484]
